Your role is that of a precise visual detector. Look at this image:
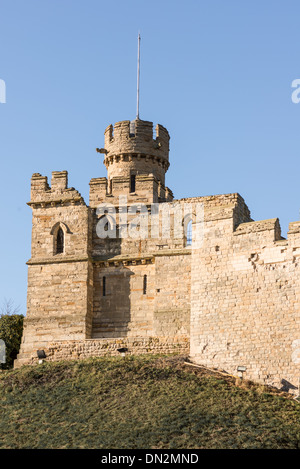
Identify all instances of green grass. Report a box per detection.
[0,355,300,449]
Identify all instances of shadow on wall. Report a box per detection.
[280,379,298,393]
[92,211,133,338]
[92,262,134,338]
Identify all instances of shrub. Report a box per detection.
[0,314,24,369]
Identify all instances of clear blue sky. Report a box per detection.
[1,0,300,314]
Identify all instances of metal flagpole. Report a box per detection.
[136,32,141,120]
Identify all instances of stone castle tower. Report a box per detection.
[16,118,189,367]
[92,119,172,205]
[16,117,300,395]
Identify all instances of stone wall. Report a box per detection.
[190,199,300,393]
[14,336,189,368]
[153,254,190,337]
[92,260,156,338]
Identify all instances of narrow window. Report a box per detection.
[103,276,106,297]
[186,220,192,246]
[130,174,136,193]
[56,227,64,254]
[143,274,147,295]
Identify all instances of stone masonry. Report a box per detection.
[15,118,300,394]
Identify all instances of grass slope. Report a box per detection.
[0,355,300,449]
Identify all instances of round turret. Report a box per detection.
[101,118,170,187]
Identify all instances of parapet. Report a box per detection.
[287,221,300,245]
[234,218,282,242]
[288,221,300,235]
[29,171,86,207]
[30,173,50,197]
[103,119,170,163]
[51,170,68,191]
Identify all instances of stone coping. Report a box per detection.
[27,248,192,266]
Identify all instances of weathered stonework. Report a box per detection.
[18,337,189,366]
[190,214,300,392]
[15,118,300,394]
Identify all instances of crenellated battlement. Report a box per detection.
[103,119,170,163]
[29,171,86,207]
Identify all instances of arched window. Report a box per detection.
[186,220,192,246]
[51,222,70,255]
[56,227,64,254]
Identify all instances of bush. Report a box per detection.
[0,314,24,369]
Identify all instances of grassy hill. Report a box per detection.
[0,355,300,449]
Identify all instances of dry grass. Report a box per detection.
[0,355,299,449]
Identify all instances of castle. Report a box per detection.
[16,118,300,394]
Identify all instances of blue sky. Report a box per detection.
[1,0,300,313]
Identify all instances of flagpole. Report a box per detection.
[136,32,141,120]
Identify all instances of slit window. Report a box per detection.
[103,276,106,297]
[130,175,136,193]
[143,274,147,295]
[56,227,64,254]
